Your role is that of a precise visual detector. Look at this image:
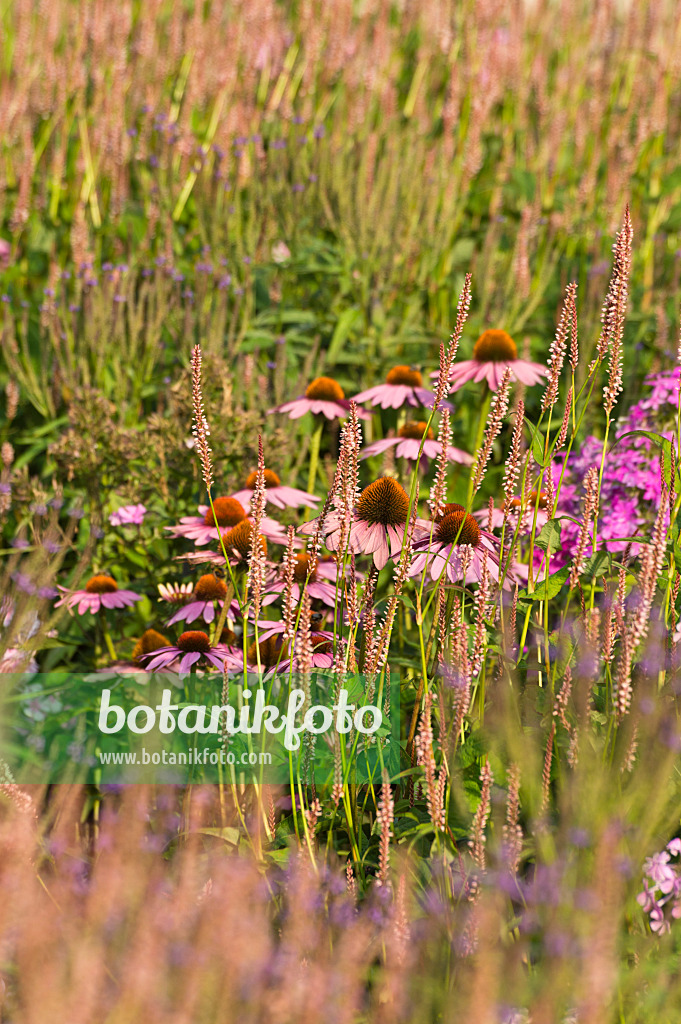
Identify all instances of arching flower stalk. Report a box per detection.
[568,466,599,590]
[470,367,511,495]
[191,344,213,492]
[281,527,296,641]
[376,772,394,888]
[428,408,452,521]
[432,273,473,409]
[415,691,445,833]
[501,764,523,875]
[366,501,419,678]
[246,435,268,623]
[542,281,577,414]
[469,761,493,875]
[502,400,524,519]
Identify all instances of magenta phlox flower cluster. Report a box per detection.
[554,368,679,566]
[638,839,681,934]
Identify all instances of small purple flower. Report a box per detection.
[109,503,147,527]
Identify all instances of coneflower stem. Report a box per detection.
[99,612,117,662]
[467,389,491,505]
[304,418,324,521]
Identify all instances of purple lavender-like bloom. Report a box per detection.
[109,503,147,527]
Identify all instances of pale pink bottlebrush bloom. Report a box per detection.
[436,329,547,392]
[250,622,337,671]
[301,477,423,570]
[474,491,550,532]
[410,505,510,588]
[232,468,319,510]
[166,496,286,547]
[141,630,230,677]
[263,553,340,608]
[352,365,452,410]
[176,521,272,573]
[269,376,372,420]
[360,421,472,466]
[55,575,142,615]
[109,503,147,526]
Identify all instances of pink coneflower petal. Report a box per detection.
[373,532,390,569]
[78,595,98,615]
[179,651,202,674]
[145,649,180,672]
[359,438,399,459]
[204,652,228,671]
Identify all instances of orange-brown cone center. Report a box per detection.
[85,575,118,594]
[356,478,410,526]
[305,377,345,402]
[398,421,433,441]
[222,520,267,559]
[472,329,518,362]
[293,553,319,584]
[177,630,211,653]
[248,634,288,667]
[203,497,246,528]
[386,365,423,387]
[132,629,171,661]
[434,502,466,523]
[193,574,228,601]
[436,510,481,547]
[245,468,281,488]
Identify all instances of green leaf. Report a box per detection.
[535,518,562,555]
[610,430,674,488]
[517,565,570,602]
[326,307,362,364]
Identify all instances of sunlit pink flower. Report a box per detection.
[410,504,509,587]
[109,503,147,526]
[166,496,286,546]
[232,468,319,510]
[352,365,451,410]
[437,330,547,392]
[360,421,472,466]
[302,477,421,570]
[263,553,339,608]
[269,376,371,420]
[55,575,142,615]
[248,625,336,672]
[474,491,550,532]
[140,630,230,677]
